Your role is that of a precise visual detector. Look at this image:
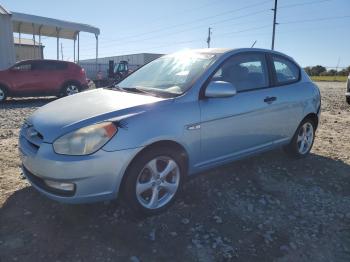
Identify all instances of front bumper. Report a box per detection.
[19,134,141,204]
[346,92,350,98]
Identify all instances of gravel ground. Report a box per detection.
[0,82,350,262]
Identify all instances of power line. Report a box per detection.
[80,0,271,48]
[95,24,271,58]
[80,8,271,51]
[78,0,341,58]
[80,0,333,52]
[279,14,350,24]
[279,0,332,9]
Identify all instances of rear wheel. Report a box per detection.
[0,86,7,102]
[284,118,316,158]
[123,147,185,216]
[62,83,80,96]
[346,96,350,105]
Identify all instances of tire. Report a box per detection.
[0,86,7,103]
[284,118,316,159]
[61,83,80,97]
[346,96,350,105]
[123,146,185,216]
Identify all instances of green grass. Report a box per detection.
[311,75,348,82]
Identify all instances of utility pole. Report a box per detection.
[60,43,64,60]
[271,0,278,50]
[206,27,212,48]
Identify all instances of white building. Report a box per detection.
[79,53,164,79]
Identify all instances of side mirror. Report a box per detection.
[205,81,237,98]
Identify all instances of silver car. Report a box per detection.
[19,48,321,215]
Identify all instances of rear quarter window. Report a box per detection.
[272,55,300,85]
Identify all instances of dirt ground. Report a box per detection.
[0,82,349,262]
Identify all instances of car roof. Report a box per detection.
[16,59,75,65]
[191,48,296,62]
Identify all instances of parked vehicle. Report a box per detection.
[346,73,350,104]
[112,60,132,82]
[0,60,89,102]
[19,48,321,215]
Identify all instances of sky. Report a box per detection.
[2,0,350,68]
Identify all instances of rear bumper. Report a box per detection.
[346,92,350,98]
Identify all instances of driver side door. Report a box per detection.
[197,52,278,169]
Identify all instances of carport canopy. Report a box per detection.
[11,11,100,62]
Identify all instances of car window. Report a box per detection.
[34,61,67,70]
[13,63,32,71]
[272,56,300,84]
[212,53,269,92]
[118,51,216,96]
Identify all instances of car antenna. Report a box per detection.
[251,40,257,48]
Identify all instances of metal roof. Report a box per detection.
[11,12,100,40]
[0,4,11,15]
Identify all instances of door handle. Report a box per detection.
[264,96,277,103]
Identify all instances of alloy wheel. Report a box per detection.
[297,122,314,154]
[136,156,180,210]
[66,85,79,96]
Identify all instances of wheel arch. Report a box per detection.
[0,82,9,92]
[118,140,189,196]
[303,112,319,130]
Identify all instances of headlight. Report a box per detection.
[53,122,117,155]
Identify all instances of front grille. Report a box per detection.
[23,166,76,197]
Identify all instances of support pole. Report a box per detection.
[56,27,60,60]
[95,34,99,72]
[73,32,78,63]
[73,38,76,62]
[18,22,22,61]
[77,32,80,63]
[271,0,278,50]
[32,23,36,59]
[38,25,43,59]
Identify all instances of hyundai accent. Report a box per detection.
[19,48,321,215]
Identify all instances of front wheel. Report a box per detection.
[284,119,316,158]
[0,86,7,103]
[123,147,185,216]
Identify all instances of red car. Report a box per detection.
[0,60,88,102]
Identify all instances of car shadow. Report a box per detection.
[0,97,56,109]
[1,150,350,261]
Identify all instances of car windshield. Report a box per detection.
[117,51,216,97]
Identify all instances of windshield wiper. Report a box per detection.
[121,87,161,97]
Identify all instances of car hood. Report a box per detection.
[27,88,166,142]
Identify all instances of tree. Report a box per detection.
[304,66,312,76]
[310,65,326,76]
